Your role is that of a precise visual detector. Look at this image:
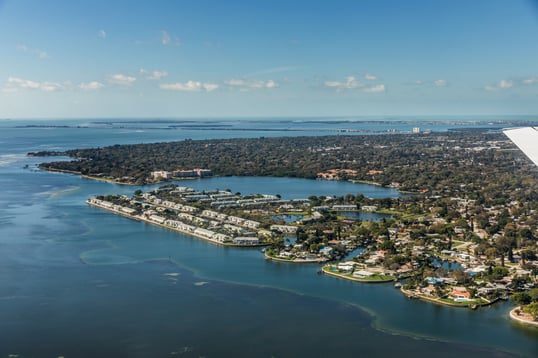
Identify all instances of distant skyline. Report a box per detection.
[1,0,537,119]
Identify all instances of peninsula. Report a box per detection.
[34,130,538,315]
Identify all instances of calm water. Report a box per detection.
[1,118,538,357]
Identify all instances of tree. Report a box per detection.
[474,242,490,256]
[520,249,537,264]
[511,292,532,306]
[529,288,538,302]
[295,227,308,243]
[494,236,515,266]
[379,239,395,253]
[452,269,470,285]
[522,302,538,321]
[440,224,455,250]
[485,247,497,262]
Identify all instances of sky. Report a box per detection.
[0,0,537,119]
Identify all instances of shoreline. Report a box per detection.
[264,251,328,263]
[86,199,269,248]
[322,266,395,283]
[509,307,538,327]
[81,174,138,185]
[38,163,405,193]
[40,166,138,185]
[400,287,495,309]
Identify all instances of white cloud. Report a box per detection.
[364,73,377,81]
[8,77,40,89]
[4,76,62,92]
[161,31,170,45]
[79,81,104,90]
[140,69,168,80]
[485,77,538,91]
[484,79,516,91]
[148,71,167,80]
[108,74,136,86]
[224,79,278,89]
[98,30,107,38]
[363,84,385,93]
[160,80,219,92]
[414,80,424,85]
[40,82,63,92]
[434,79,447,87]
[324,76,362,90]
[161,30,180,46]
[497,79,513,89]
[17,44,49,59]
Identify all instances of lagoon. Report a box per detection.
[172,176,401,199]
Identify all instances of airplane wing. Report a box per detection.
[503,127,538,167]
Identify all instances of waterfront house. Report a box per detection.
[353,270,374,278]
[120,207,136,214]
[149,215,166,224]
[449,289,471,300]
[337,262,355,273]
[151,171,172,180]
[211,233,229,243]
[232,237,260,245]
[421,285,436,296]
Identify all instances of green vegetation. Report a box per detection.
[512,288,538,320]
[41,130,538,310]
[34,131,538,201]
[522,302,538,321]
[322,266,395,282]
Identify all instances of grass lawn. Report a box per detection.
[323,266,395,282]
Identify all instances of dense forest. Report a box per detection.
[34,131,538,205]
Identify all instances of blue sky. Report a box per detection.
[0,0,537,118]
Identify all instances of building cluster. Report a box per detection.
[88,185,324,247]
[87,197,137,215]
[151,168,212,180]
[89,180,538,308]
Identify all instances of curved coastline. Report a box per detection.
[264,251,328,263]
[509,307,538,328]
[322,265,395,283]
[86,199,269,248]
[8,122,538,357]
[400,287,494,309]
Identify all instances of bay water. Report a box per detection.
[1,118,538,357]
